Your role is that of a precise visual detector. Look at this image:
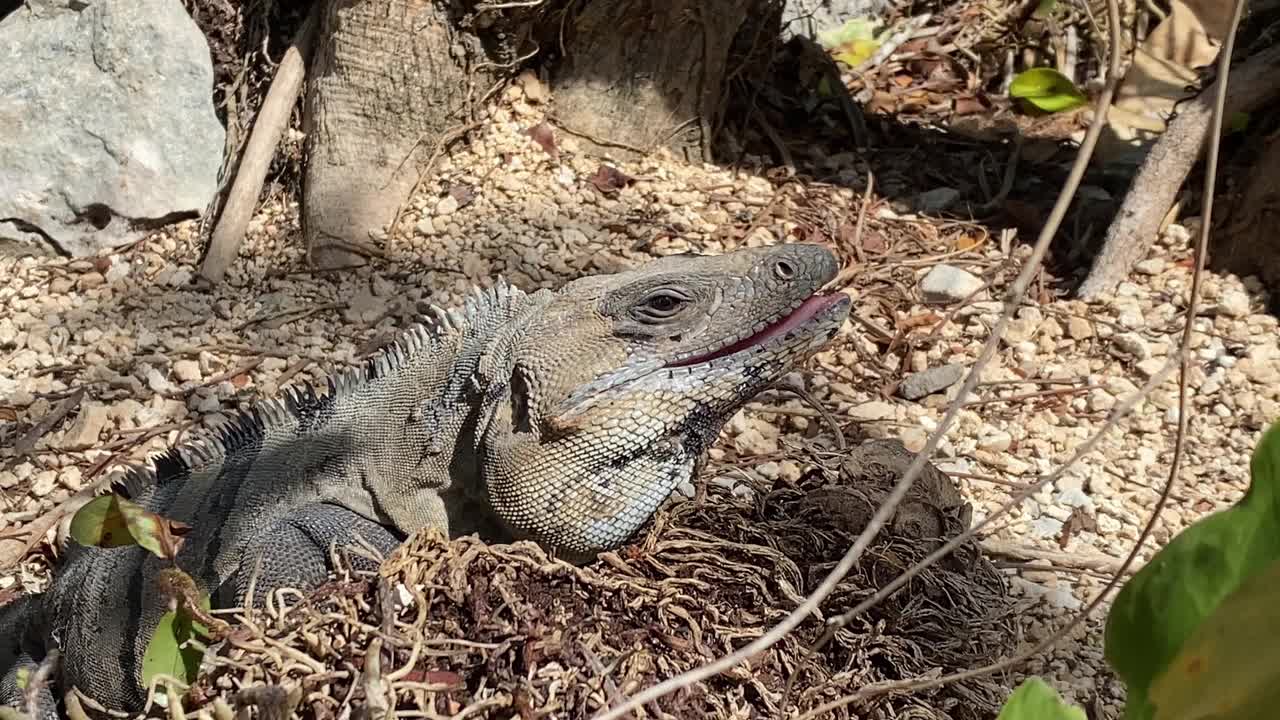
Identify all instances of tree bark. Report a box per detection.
[550,0,776,163]
[303,0,490,269]
[1214,132,1280,301]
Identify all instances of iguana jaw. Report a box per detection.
[666,291,848,368]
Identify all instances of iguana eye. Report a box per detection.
[635,289,689,322]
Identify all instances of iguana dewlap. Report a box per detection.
[0,243,851,716]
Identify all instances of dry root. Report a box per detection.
[148,438,1015,719]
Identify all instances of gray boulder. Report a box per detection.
[0,0,225,257]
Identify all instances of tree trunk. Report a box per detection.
[1213,132,1280,304]
[303,0,490,269]
[301,0,775,269]
[550,0,776,163]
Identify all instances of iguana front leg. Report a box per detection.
[230,503,404,607]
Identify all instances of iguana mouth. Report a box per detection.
[668,291,847,368]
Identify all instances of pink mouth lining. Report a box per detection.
[668,292,845,368]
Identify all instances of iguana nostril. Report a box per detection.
[774,260,795,280]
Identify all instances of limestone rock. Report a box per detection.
[920,265,984,303]
[0,0,224,257]
[899,363,965,400]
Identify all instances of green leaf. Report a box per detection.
[1032,0,1059,19]
[1148,557,1280,720]
[817,74,836,99]
[1106,421,1280,720]
[1228,112,1250,134]
[1009,68,1087,113]
[70,494,191,561]
[817,18,884,69]
[996,677,1087,720]
[141,593,212,689]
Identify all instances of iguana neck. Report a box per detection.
[326,281,551,535]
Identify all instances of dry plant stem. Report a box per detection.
[802,354,1173,690]
[980,539,1135,575]
[793,364,1174,712]
[794,1,1242,715]
[199,11,318,285]
[1077,41,1280,299]
[593,3,1125,717]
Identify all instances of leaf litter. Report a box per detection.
[181,438,1015,719]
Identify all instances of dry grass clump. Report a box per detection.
[179,438,1015,719]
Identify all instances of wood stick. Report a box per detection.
[1077,43,1280,300]
[199,12,318,284]
[979,538,1138,576]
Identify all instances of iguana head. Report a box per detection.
[478,243,851,557]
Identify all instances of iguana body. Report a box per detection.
[0,243,850,716]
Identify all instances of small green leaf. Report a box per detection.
[1106,421,1280,720]
[70,494,191,561]
[1032,0,1059,19]
[997,677,1087,720]
[69,495,135,548]
[141,593,212,689]
[817,18,884,69]
[1228,112,1250,134]
[1009,68,1087,113]
[817,74,835,99]
[1148,557,1280,720]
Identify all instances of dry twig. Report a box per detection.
[791,0,1243,713]
[594,0,1128,714]
[1077,41,1280,299]
[199,10,318,285]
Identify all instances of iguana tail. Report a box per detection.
[0,593,57,720]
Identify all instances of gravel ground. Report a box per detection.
[2,94,1277,716]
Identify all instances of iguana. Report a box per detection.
[0,243,851,717]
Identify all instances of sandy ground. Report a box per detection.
[2,98,1277,716]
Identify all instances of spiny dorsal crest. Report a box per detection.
[112,278,529,500]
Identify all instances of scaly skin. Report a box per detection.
[0,243,850,716]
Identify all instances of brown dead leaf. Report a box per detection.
[588,165,634,195]
[92,256,111,274]
[897,311,942,331]
[954,232,983,251]
[399,669,465,687]
[909,58,946,79]
[447,183,476,210]
[155,566,233,639]
[898,38,929,54]
[230,373,251,389]
[868,91,896,115]
[954,96,987,116]
[525,122,559,160]
[1100,0,1229,160]
[892,74,914,88]
[1057,506,1099,549]
[861,230,887,254]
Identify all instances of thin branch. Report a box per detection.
[791,0,1243,714]
[592,0,1128,713]
[198,9,318,285]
